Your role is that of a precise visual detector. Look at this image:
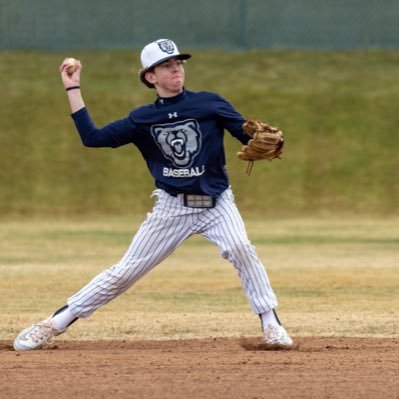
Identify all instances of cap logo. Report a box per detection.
[157,40,175,54]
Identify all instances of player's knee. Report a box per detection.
[221,239,255,262]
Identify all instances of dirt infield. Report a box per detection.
[1,337,398,399]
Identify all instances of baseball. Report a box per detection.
[65,58,77,75]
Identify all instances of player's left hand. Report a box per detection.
[237,119,284,175]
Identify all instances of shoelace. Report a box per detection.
[27,322,55,344]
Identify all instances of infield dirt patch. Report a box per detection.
[1,337,398,398]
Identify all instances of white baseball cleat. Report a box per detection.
[263,323,293,348]
[13,316,65,351]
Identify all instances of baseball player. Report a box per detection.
[14,39,293,351]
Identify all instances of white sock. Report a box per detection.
[260,309,279,330]
[52,306,77,331]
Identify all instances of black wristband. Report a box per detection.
[66,86,80,92]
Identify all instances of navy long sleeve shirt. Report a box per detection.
[72,89,250,197]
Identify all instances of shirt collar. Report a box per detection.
[155,89,188,106]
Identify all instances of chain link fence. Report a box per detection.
[1,0,399,50]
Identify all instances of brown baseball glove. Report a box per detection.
[237,119,284,175]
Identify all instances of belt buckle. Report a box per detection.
[183,194,216,208]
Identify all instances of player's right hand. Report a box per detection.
[59,58,82,89]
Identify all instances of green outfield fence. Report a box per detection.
[1,0,399,51]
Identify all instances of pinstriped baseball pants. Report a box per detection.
[67,187,278,318]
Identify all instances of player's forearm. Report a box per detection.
[71,107,134,148]
[66,87,85,113]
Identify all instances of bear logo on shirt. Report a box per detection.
[151,119,202,168]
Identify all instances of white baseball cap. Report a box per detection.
[140,39,191,70]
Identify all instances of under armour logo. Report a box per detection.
[168,112,178,119]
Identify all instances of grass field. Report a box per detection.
[1,50,399,216]
[1,216,397,341]
[1,49,398,343]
